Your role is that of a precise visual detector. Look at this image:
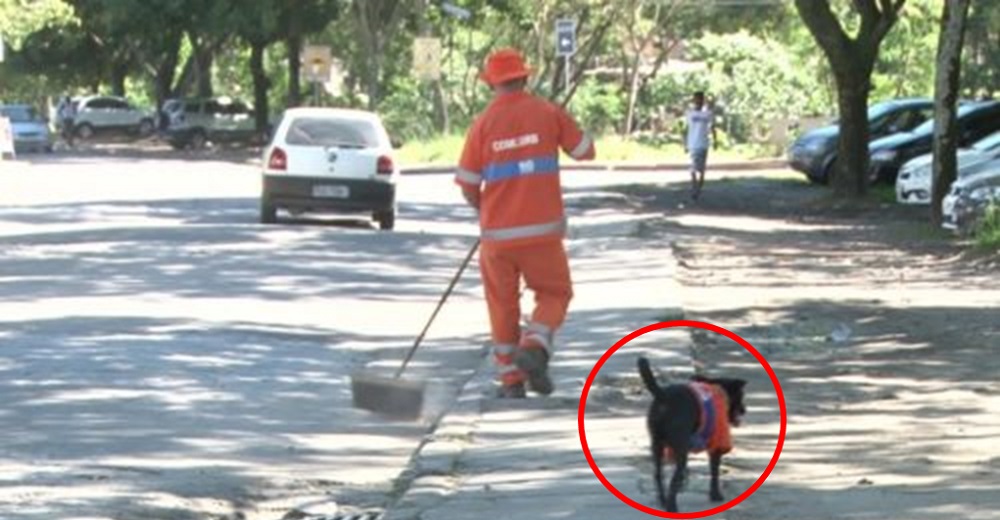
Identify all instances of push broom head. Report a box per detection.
[351,371,427,420]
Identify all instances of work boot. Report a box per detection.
[514,347,553,396]
[496,382,526,399]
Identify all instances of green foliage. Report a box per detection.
[641,31,826,144]
[974,203,1000,251]
[568,78,625,136]
[0,0,75,47]
[963,1,1000,98]
[378,76,439,142]
[871,0,940,100]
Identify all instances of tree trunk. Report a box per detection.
[172,54,196,97]
[931,0,973,226]
[435,81,451,134]
[794,0,906,198]
[287,34,303,107]
[623,53,642,137]
[832,71,872,196]
[249,40,271,134]
[192,36,214,98]
[155,35,183,110]
[110,62,128,97]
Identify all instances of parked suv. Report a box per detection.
[166,97,258,149]
[72,96,156,140]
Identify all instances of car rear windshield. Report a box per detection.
[973,131,1000,152]
[285,117,380,148]
[0,106,38,122]
[912,104,986,135]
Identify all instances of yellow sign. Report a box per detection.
[413,37,442,81]
[302,45,333,83]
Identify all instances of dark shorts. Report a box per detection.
[690,148,709,173]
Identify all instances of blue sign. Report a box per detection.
[555,19,577,57]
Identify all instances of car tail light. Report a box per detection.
[268,147,287,171]
[377,155,394,175]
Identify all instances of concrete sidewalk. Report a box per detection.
[384,218,697,520]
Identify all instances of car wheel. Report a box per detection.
[137,119,155,137]
[867,166,884,186]
[375,209,396,231]
[820,158,838,185]
[260,198,278,224]
[75,123,95,140]
[190,130,208,150]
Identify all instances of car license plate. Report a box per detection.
[313,185,349,199]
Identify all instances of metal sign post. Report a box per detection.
[555,18,577,94]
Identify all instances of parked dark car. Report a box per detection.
[868,100,1000,185]
[788,98,933,184]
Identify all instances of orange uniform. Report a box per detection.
[664,382,733,461]
[456,49,595,388]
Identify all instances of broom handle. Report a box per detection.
[395,239,481,378]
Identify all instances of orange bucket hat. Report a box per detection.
[480,48,532,86]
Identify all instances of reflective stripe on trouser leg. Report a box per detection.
[520,322,553,351]
[493,343,524,385]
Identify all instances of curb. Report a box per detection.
[382,358,494,520]
[401,159,788,176]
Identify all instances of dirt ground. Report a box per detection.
[616,171,1000,519]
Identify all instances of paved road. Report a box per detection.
[0,153,670,519]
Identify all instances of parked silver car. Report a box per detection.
[165,97,258,149]
[0,104,53,153]
[942,159,1000,235]
[896,131,1000,204]
[72,95,156,140]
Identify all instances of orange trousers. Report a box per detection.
[479,239,573,385]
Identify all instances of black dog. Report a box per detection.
[637,356,747,512]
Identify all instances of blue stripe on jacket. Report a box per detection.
[482,155,559,183]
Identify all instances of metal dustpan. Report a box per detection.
[350,240,480,419]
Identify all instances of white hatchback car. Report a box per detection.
[260,108,399,229]
[896,130,1000,205]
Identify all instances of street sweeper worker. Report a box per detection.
[455,48,596,399]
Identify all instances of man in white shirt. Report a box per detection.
[684,91,718,200]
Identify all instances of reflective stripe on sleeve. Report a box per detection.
[455,168,482,185]
[569,133,594,159]
[481,218,567,242]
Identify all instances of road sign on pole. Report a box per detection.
[413,37,443,81]
[301,45,333,83]
[555,18,577,57]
